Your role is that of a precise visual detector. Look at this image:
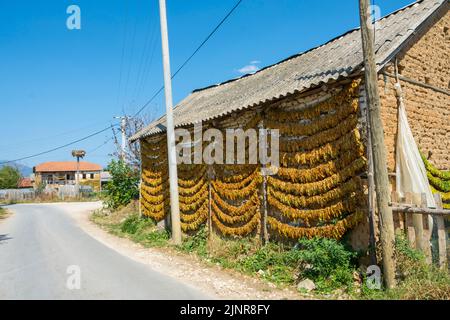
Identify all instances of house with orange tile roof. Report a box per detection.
[33,161,103,192]
[18,177,33,189]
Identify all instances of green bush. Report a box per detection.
[0,166,21,189]
[120,214,154,234]
[296,237,356,291]
[240,243,301,284]
[179,227,208,257]
[392,235,450,300]
[104,160,139,209]
[119,214,170,247]
[144,229,171,247]
[361,235,450,300]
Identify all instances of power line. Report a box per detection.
[2,1,244,165]
[134,25,159,110]
[0,119,112,150]
[123,5,139,114]
[87,136,114,154]
[133,0,244,117]
[0,125,118,166]
[117,0,130,115]
[131,5,158,104]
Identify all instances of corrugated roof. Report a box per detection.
[131,0,447,141]
[34,161,102,173]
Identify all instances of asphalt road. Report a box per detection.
[0,203,208,300]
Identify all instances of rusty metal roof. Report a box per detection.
[131,0,447,141]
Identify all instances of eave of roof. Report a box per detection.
[34,161,102,173]
[131,0,447,142]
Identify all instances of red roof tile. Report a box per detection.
[18,177,33,188]
[34,161,102,173]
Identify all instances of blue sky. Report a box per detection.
[0,0,414,170]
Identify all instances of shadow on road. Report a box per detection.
[0,234,12,243]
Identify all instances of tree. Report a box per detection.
[103,160,139,209]
[0,166,21,189]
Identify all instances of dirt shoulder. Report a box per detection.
[70,204,310,300]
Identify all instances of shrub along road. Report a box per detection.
[0,202,208,299]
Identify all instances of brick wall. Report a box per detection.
[379,10,450,172]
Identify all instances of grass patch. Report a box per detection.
[0,207,9,219]
[360,235,450,300]
[90,201,170,248]
[180,232,356,291]
[90,206,449,299]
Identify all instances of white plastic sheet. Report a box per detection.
[395,82,436,208]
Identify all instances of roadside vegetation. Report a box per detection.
[102,160,139,209]
[92,201,360,297]
[361,235,450,300]
[0,206,9,219]
[96,160,450,300]
[92,202,450,300]
[0,166,21,189]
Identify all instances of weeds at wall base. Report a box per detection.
[91,204,450,299]
[91,204,358,296]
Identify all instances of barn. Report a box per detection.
[130,0,449,249]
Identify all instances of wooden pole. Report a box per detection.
[412,193,426,254]
[258,119,269,245]
[207,165,213,238]
[365,93,378,265]
[433,193,448,269]
[359,0,396,289]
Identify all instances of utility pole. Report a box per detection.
[72,150,86,196]
[121,117,126,160]
[359,0,396,289]
[158,0,182,245]
[114,116,127,161]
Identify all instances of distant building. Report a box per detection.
[17,177,33,189]
[33,161,102,192]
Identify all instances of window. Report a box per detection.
[90,173,95,179]
[82,173,87,179]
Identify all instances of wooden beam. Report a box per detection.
[391,206,450,216]
[382,71,450,96]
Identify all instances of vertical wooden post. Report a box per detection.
[434,193,447,269]
[207,165,213,238]
[359,0,396,288]
[412,193,425,253]
[258,118,269,245]
[260,169,269,245]
[366,104,377,265]
[420,193,432,264]
[404,192,416,247]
